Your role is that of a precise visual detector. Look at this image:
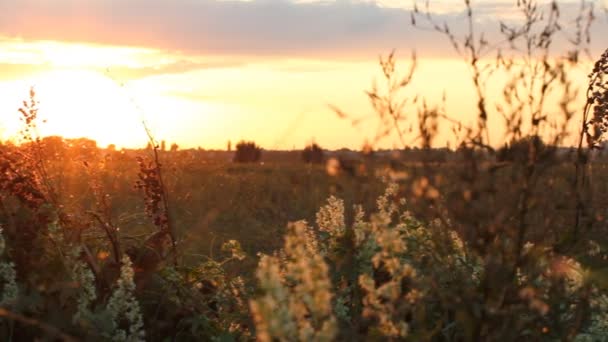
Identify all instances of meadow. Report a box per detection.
[1,136,607,340]
[0,0,607,341]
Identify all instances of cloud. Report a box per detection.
[0,36,250,80]
[101,59,247,81]
[0,0,605,59]
[0,63,47,80]
[0,0,413,57]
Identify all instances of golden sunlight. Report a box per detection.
[22,69,146,147]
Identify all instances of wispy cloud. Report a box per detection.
[0,37,249,81]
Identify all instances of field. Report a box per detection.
[0,0,607,341]
[2,136,608,340]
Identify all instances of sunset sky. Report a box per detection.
[0,0,606,149]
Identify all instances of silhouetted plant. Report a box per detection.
[233,141,262,163]
[332,1,606,340]
[134,123,178,266]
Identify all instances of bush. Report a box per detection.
[233,141,262,163]
[302,143,325,164]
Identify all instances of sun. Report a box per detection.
[25,68,147,148]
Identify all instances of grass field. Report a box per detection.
[2,133,608,340]
[0,0,606,339]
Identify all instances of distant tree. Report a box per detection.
[41,136,66,157]
[161,140,167,152]
[233,141,262,163]
[497,135,555,163]
[65,138,98,161]
[227,140,232,152]
[170,143,179,152]
[69,138,97,150]
[302,143,325,164]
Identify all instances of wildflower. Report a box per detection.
[545,256,586,297]
[523,241,535,254]
[251,222,337,342]
[0,229,17,307]
[250,255,297,342]
[284,222,337,341]
[353,205,370,247]
[316,196,345,238]
[359,214,417,339]
[377,183,399,221]
[60,243,99,325]
[359,274,410,338]
[228,276,246,309]
[221,239,246,261]
[0,262,18,307]
[449,230,465,252]
[106,256,145,342]
[71,259,97,324]
[587,240,601,257]
[575,291,608,341]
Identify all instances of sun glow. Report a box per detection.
[0,39,231,149]
[11,69,148,148]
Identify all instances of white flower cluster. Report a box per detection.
[325,186,418,339]
[0,229,18,307]
[316,196,346,239]
[251,255,298,342]
[376,183,400,222]
[106,256,145,342]
[359,226,416,339]
[221,240,246,261]
[587,240,602,257]
[70,249,97,325]
[565,258,585,294]
[575,291,608,342]
[447,228,482,284]
[250,221,337,342]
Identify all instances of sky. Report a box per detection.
[0,0,606,149]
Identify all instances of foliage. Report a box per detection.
[251,185,608,340]
[0,90,250,341]
[0,0,606,340]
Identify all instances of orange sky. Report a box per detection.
[0,0,605,150]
